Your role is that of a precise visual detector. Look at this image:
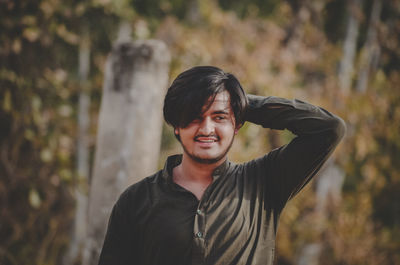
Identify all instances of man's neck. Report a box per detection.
[172,154,226,200]
[177,154,225,182]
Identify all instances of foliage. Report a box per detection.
[0,0,125,264]
[1,0,399,264]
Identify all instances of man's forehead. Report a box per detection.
[202,91,232,112]
[206,91,230,104]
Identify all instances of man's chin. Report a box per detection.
[189,155,225,165]
[186,151,225,164]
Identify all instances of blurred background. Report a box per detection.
[1,0,399,264]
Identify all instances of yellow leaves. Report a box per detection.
[56,24,79,45]
[327,193,389,265]
[58,135,73,162]
[23,27,40,42]
[111,0,135,19]
[29,189,42,209]
[44,68,68,86]
[200,0,223,25]
[3,90,12,112]
[58,104,73,117]
[40,0,56,18]
[40,148,53,162]
[31,96,47,133]
[75,3,86,16]
[21,15,37,26]
[12,38,21,53]
[134,20,150,40]
[53,68,68,83]
[24,129,35,141]
[50,174,61,187]
[361,162,379,185]
[59,168,72,181]
[276,1,292,19]
[156,7,303,97]
[41,134,73,164]
[283,200,301,223]
[40,131,74,165]
[354,131,375,160]
[31,95,42,112]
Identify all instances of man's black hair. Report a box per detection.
[163,66,248,131]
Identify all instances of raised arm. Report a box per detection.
[245,94,346,208]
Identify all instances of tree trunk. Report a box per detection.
[296,159,345,265]
[338,0,362,94]
[314,161,345,215]
[62,28,91,265]
[82,39,170,265]
[356,0,382,93]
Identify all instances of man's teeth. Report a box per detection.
[196,138,217,142]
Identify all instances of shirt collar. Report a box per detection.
[161,154,231,182]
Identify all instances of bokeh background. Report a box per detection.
[1,0,399,264]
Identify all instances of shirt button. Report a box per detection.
[196,231,203,238]
[196,209,202,215]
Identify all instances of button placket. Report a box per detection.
[194,206,205,238]
[192,203,206,264]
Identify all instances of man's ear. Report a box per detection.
[234,123,243,135]
[174,128,181,142]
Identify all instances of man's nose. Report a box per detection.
[198,117,215,135]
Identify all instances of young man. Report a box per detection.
[98,66,346,265]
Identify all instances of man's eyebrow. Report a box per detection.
[212,110,230,115]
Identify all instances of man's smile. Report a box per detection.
[194,135,220,143]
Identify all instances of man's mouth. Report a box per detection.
[194,136,219,143]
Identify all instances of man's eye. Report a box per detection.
[215,116,226,120]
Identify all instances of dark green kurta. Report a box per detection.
[98,95,346,265]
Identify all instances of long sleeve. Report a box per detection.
[245,94,346,208]
[98,195,133,265]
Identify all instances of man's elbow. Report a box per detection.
[329,116,346,143]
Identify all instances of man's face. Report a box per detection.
[175,90,237,164]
